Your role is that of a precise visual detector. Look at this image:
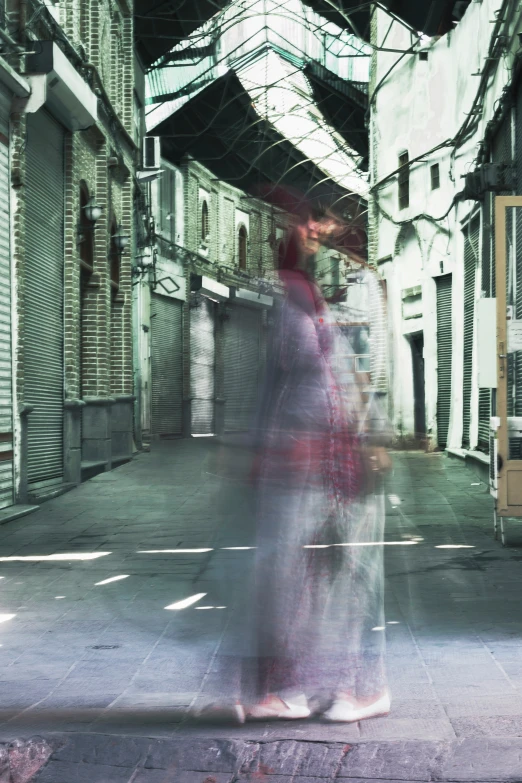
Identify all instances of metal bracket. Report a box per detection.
[154,276,181,296]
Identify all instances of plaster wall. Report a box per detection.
[371,0,515,448]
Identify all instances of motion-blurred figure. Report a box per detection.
[242,207,392,723]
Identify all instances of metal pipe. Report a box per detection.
[0,24,25,54]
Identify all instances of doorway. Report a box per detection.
[410,333,426,442]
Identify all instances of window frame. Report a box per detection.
[238,224,248,270]
[201,200,209,244]
[79,182,94,277]
[398,151,410,210]
[109,215,120,302]
[430,163,440,191]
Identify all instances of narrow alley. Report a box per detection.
[0,442,517,780]
[0,0,521,779]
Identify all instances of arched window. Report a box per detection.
[238,224,248,270]
[79,182,94,400]
[109,216,120,302]
[201,200,209,243]
[79,182,94,294]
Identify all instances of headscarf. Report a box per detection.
[278,228,325,318]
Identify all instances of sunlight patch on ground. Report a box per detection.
[165,593,207,611]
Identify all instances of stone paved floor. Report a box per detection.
[0,441,519,779]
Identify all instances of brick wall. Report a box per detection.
[181,158,291,275]
[64,129,100,400]
[15,3,135,399]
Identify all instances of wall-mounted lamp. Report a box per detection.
[83,196,103,224]
[132,246,156,284]
[112,225,130,254]
[135,246,154,271]
[78,197,103,244]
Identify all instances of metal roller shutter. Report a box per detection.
[224,304,261,432]
[25,111,64,489]
[0,86,13,508]
[151,293,183,436]
[478,197,492,453]
[436,275,452,449]
[515,85,522,418]
[477,388,490,452]
[190,295,215,435]
[462,218,479,449]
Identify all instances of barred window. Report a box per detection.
[398,151,410,210]
[431,163,440,190]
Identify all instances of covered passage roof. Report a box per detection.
[303,61,369,169]
[144,1,371,190]
[152,69,367,253]
[135,0,230,66]
[297,0,472,40]
[134,1,473,69]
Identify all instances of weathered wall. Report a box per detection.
[371,0,514,449]
[10,0,137,494]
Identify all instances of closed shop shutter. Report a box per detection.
[25,111,65,489]
[224,304,261,432]
[436,275,452,449]
[190,295,215,434]
[477,388,490,452]
[151,293,183,436]
[515,85,522,418]
[462,218,479,449]
[0,86,13,508]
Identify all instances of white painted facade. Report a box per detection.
[370,0,519,450]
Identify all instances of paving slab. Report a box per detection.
[0,444,519,778]
[24,734,522,782]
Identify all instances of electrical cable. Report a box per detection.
[369,0,515,231]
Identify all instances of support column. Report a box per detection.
[82,397,114,478]
[64,399,84,485]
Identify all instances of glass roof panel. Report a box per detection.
[146,0,370,195]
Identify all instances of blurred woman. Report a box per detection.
[244,212,391,722]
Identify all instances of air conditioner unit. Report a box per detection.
[462,163,515,201]
[143,136,160,170]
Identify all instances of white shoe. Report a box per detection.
[247,694,311,720]
[323,691,391,723]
